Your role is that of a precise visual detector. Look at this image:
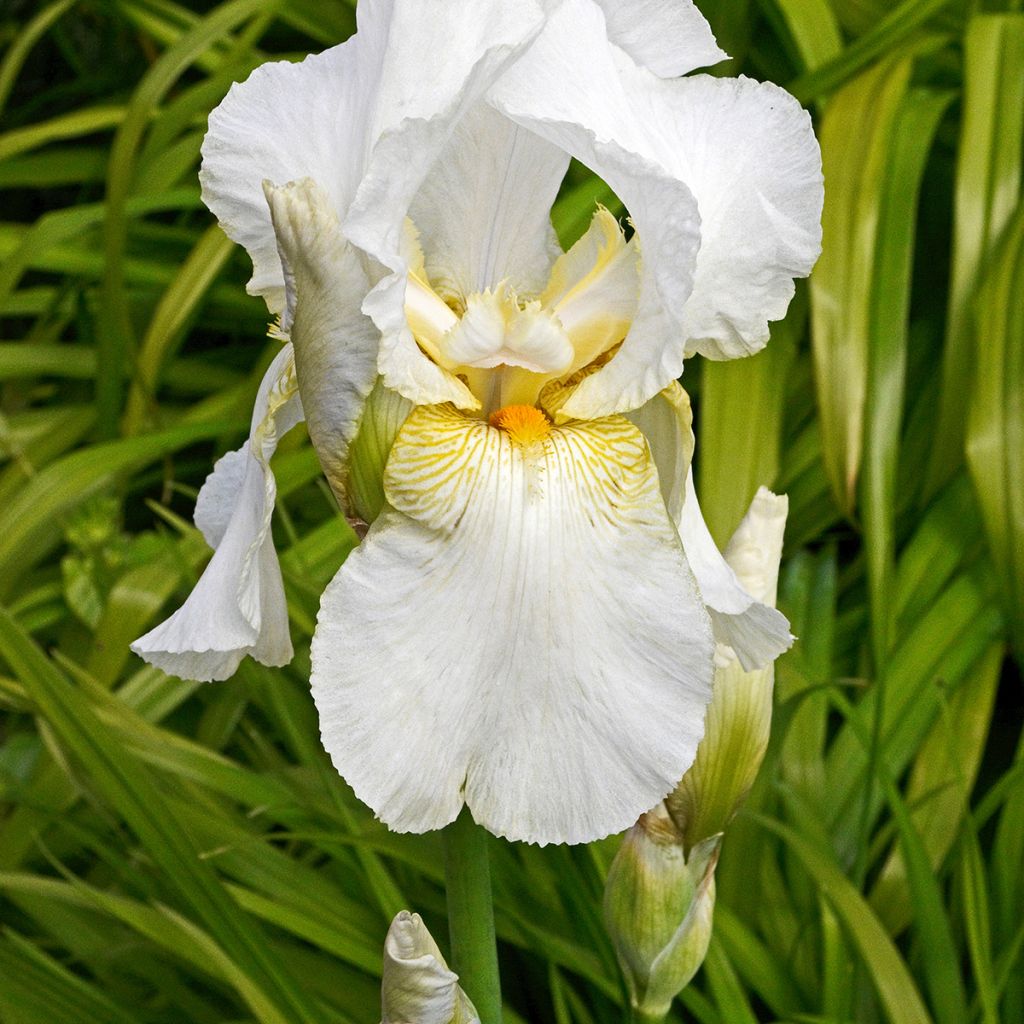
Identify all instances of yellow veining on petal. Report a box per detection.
[383,404,652,534]
[489,404,552,446]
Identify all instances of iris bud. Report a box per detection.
[381,911,479,1024]
[603,810,720,1023]
[667,489,788,848]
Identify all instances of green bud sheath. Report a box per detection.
[603,812,720,1021]
[347,378,413,524]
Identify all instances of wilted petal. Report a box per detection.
[381,912,478,1024]
[265,179,380,507]
[677,470,792,670]
[593,0,727,77]
[131,345,302,682]
[311,405,713,845]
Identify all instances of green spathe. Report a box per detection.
[603,812,720,1022]
[347,377,413,525]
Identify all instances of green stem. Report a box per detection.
[443,808,502,1024]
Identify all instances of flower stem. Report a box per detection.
[443,807,503,1024]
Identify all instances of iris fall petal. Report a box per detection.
[311,405,713,845]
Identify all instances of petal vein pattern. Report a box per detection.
[311,405,714,845]
[131,345,302,682]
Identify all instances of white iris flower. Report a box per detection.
[132,0,823,846]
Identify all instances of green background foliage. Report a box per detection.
[0,0,1022,1021]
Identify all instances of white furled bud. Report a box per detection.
[381,912,479,1024]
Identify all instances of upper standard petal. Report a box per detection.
[410,102,568,304]
[489,0,702,418]
[622,70,824,361]
[490,0,822,413]
[593,0,728,77]
[200,0,545,312]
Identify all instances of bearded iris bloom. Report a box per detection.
[131,0,822,845]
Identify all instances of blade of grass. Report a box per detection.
[927,14,1024,497]
[755,816,934,1024]
[0,607,324,1022]
[0,0,77,116]
[810,52,912,516]
[965,205,1024,659]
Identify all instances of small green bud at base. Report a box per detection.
[603,810,720,1021]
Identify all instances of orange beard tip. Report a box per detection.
[488,404,552,445]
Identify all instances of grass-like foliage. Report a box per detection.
[1,0,1022,1021]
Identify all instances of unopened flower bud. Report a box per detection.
[603,809,720,1022]
[381,911,479,1024]
[667,489,788,847]
[348,378,413,525]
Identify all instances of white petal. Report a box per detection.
[624,381,693,523]
[265,179,379,506]
[382,912,478,1024]
[311,405,714,845]
[199,44,361,311]
[410,103,568,301]
[492,0,821,408]
[345,2,548,409]
[593,0,727,77]
[131,346,301,682]
[677,470,792,670]
[201,0,544,313]
[627,73,824,361]
[724,487,789,607]
[541,207,640,374]
[489,0,703,417]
